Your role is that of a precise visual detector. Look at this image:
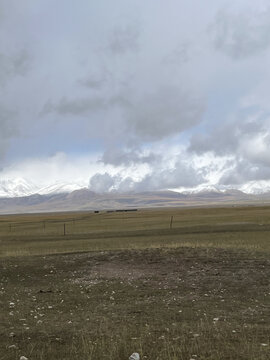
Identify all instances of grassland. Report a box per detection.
[0,206,270,359]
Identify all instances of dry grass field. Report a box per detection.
[0,206,270,359]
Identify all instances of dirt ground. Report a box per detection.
[1,246,270,360]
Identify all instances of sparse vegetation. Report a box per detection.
[0,206,270,359]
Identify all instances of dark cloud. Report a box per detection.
[0,17,31,162]
[42,97,107,115]
[100,148,159,166]
[220,159,270,185]
[0,49,30,85]
[210,8,270,59]
[11,50,30,76]
[0,107,18,158]
[78,68,111,90]
[163,42,190,65]
[108,24,140,55]
[0,108,17,138]
[43,85,204,143]
[189,116,267,156]
[42,90,131,116]
[78,77,107,90]
[125,86,205,141]
[189,124,239,156]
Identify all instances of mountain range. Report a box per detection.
[0,178,83,198]
[0,178,270,214]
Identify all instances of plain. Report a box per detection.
[0,206,269,360]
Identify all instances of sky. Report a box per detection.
[1,0,270,193]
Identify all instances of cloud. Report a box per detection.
[210,7,270,59]
[89,172,118,193]
[100,147,159,166]
[78,76,107,90]
[0,49,30,160]
[219,159,270,185]
[0,49,30,85]
[124,85,205,141]
[163,42,190,65]
[42,84,204,144]
[239,131,270,167]
[189,108,270,187]
[41,91,131,117]
[78,68,111,90]
[0,107,17,138]
[1,152,104,187]
[108,24,140,55]
[132,160,204,191]
[89,159,204,193]
[189,113,267,156]
[3,0,270,195]
[0,107,18,159]
[42,96,107,115]
[189,124,239,156]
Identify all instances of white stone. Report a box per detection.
[129,353,140,360]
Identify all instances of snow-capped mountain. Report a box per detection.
[37,182,84,195]
[0,178,85,198]
[180,184,224,195]
[0,178,39,198]
[239,181,270,195]
[174,182,270,196]
[1,182,270,214]
[2,178,270,199]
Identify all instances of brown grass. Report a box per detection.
[0,206,270,359]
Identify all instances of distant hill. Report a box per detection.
[0,188,270,214]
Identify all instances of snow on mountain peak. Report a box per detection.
[0,178,84,198]
[0,178,38,198]
[239,181,270,195]
[2,178,270,198]
[37,182,83,195]
[173,184,224,195]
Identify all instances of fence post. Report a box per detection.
[170,216,173,229]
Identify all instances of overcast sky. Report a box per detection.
[1,0,270,193]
